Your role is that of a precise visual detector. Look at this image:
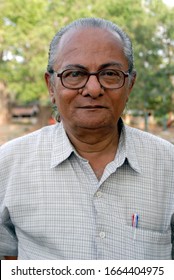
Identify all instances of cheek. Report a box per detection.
[110,91,128,115]
[54,86,77,113]
[111,89,128,104]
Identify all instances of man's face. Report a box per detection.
[45,27,135,133]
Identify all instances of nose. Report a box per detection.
[80,75,104,98]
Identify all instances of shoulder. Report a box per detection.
[0,124,60,159]
[125,125,174,157]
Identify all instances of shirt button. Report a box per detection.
[96,191,102,198]
[99,231,106,239]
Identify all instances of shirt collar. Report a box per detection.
[50,122,75,168]
[121,121,142,173]
[50,120,141,173]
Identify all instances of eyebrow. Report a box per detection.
[62,62,124,71]
[63,64,87,70]
[99,62,123,69]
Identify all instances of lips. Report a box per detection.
[78,105,107,109]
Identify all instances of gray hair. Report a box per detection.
[47,17,135,76]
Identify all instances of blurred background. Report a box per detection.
[0,0,174,145]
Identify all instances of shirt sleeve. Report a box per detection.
[0,144,18,257]
[0,205,18,257]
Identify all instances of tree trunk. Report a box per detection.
[0,81,11,124]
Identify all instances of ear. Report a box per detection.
[126,70,137,102]
[129,70,137,90]
[45,72,55,102]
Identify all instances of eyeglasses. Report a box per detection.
[51,68,129,90]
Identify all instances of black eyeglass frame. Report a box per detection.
[50,68,130,90]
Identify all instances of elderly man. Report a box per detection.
[0,18,174,260]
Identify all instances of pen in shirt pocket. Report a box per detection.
[132,213,139,240]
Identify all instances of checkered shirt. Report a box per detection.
[0,121,174,259]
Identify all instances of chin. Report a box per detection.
[75,119,114,130]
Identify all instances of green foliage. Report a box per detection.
[0,0,174,118]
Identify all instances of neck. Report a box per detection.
[65,124,119,153]
[63,123,120,179]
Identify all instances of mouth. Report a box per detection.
[78,105,107,109]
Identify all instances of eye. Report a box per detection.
[70,71,81,77]
[102,69,121,77]
[64,70,86,78]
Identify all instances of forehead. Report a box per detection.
[55,27,128,69]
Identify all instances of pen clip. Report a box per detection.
[132,213,139,228]
[132,213,139,241]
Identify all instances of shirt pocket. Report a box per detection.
[120,224,171,259]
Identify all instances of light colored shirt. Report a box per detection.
[0,121,174,259]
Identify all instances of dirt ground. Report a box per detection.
[0,119,174,146]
